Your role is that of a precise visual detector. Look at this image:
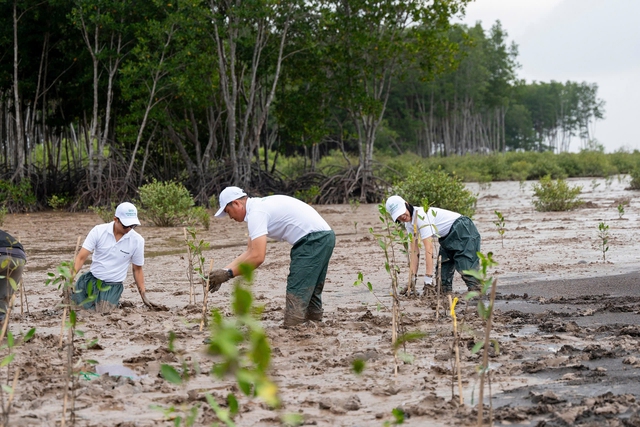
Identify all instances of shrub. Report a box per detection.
[48,194,71,211]
[185,206,210,230]
[0,205,6,226]
[0,180,37,212]
[628,166,640,190]
[138,180,195,227]
[89,202,117,223]
[294,185,320,204]
[532,175,584,212]
[393,166,477,218]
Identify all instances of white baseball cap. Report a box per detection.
[385,195,407,222]
[215,186,247,217]
[115,202,141,227]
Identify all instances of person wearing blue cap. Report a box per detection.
[72,202,165,311]
[209,187,335,327]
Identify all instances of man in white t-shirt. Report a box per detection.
[72,202,164,312]
[385,195,481,295]
[210,187,335,327]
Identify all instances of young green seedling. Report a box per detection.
[363,204,425,374]
[617,204,625,219]
[463,251,499,426]
[493,211,506,248]
[597,222,609,261]
[156,264,297,426]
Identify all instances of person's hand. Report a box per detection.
[208,269,232,293]
[142,294,168,311]
[424,275,433,286]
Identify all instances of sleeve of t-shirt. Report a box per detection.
[81,225,100,252]
[417,211,437,240]
[131,236,145,266]
[247,211,270,240]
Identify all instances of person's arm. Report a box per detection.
[73,247,91,279]
[409,237,420,276]
[422,237,434,277]
[132,264,146,296]
[225,235,267,277]
[132,264,166,310]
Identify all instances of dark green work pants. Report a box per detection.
[285,231,335,326]
[72,271,124,311]
[0,254,26,324]
[438,216,481,293]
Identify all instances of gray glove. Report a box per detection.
[208,269,232,293]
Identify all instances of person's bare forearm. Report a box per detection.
[424,238,434,276]
[132,266,146,296]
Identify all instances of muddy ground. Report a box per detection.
[5,177,640,426]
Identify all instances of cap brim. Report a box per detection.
[214,207,227,217]
[391,211,402,222]
[120,218,141,226]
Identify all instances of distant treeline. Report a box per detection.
[0,1,605,207]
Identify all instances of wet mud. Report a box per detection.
[4,177,640,426]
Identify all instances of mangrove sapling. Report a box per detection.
[368,204,425,374]
[493,211,506,248]
[0,293,36,427]
[184,227,211,305]
[617,203,625,219]
[448,295,463,405]
[353,272,389,312]
[200,259,214,331]
[46,260,103,427]
[157,264,286,426]
[597,222,610,261]
[463,252,499,426]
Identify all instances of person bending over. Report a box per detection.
[209,187,335,327]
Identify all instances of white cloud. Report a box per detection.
[457,0,640,152]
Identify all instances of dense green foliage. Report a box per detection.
[0,180,36,213]
[0,0,608,209]
[378,150,639,185]
[393,166,477,218]
[532,176,584,212]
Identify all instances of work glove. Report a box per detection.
[141,294,169,311]
[208,269,232,293]
[424,275,433,286]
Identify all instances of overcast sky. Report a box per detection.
[456,0,640,153]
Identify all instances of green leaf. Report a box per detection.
[391,407,405,423]
[471,340,484,354]
[0,353,15,367]
[7,331,14,348]
[233,285,253,316]
[490,339,500,355]
[23,328,36,342]
[227,393,239,415]
[160,364,183,385]
[281,413,304,427]
[352,358,365,374]
[69,310,77,328]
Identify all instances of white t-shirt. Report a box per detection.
[82,222,145,282]
[245,195,332,245]
[405,206,461,241]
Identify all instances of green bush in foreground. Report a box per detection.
[393,166,477,218]
[532,175,584,212]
